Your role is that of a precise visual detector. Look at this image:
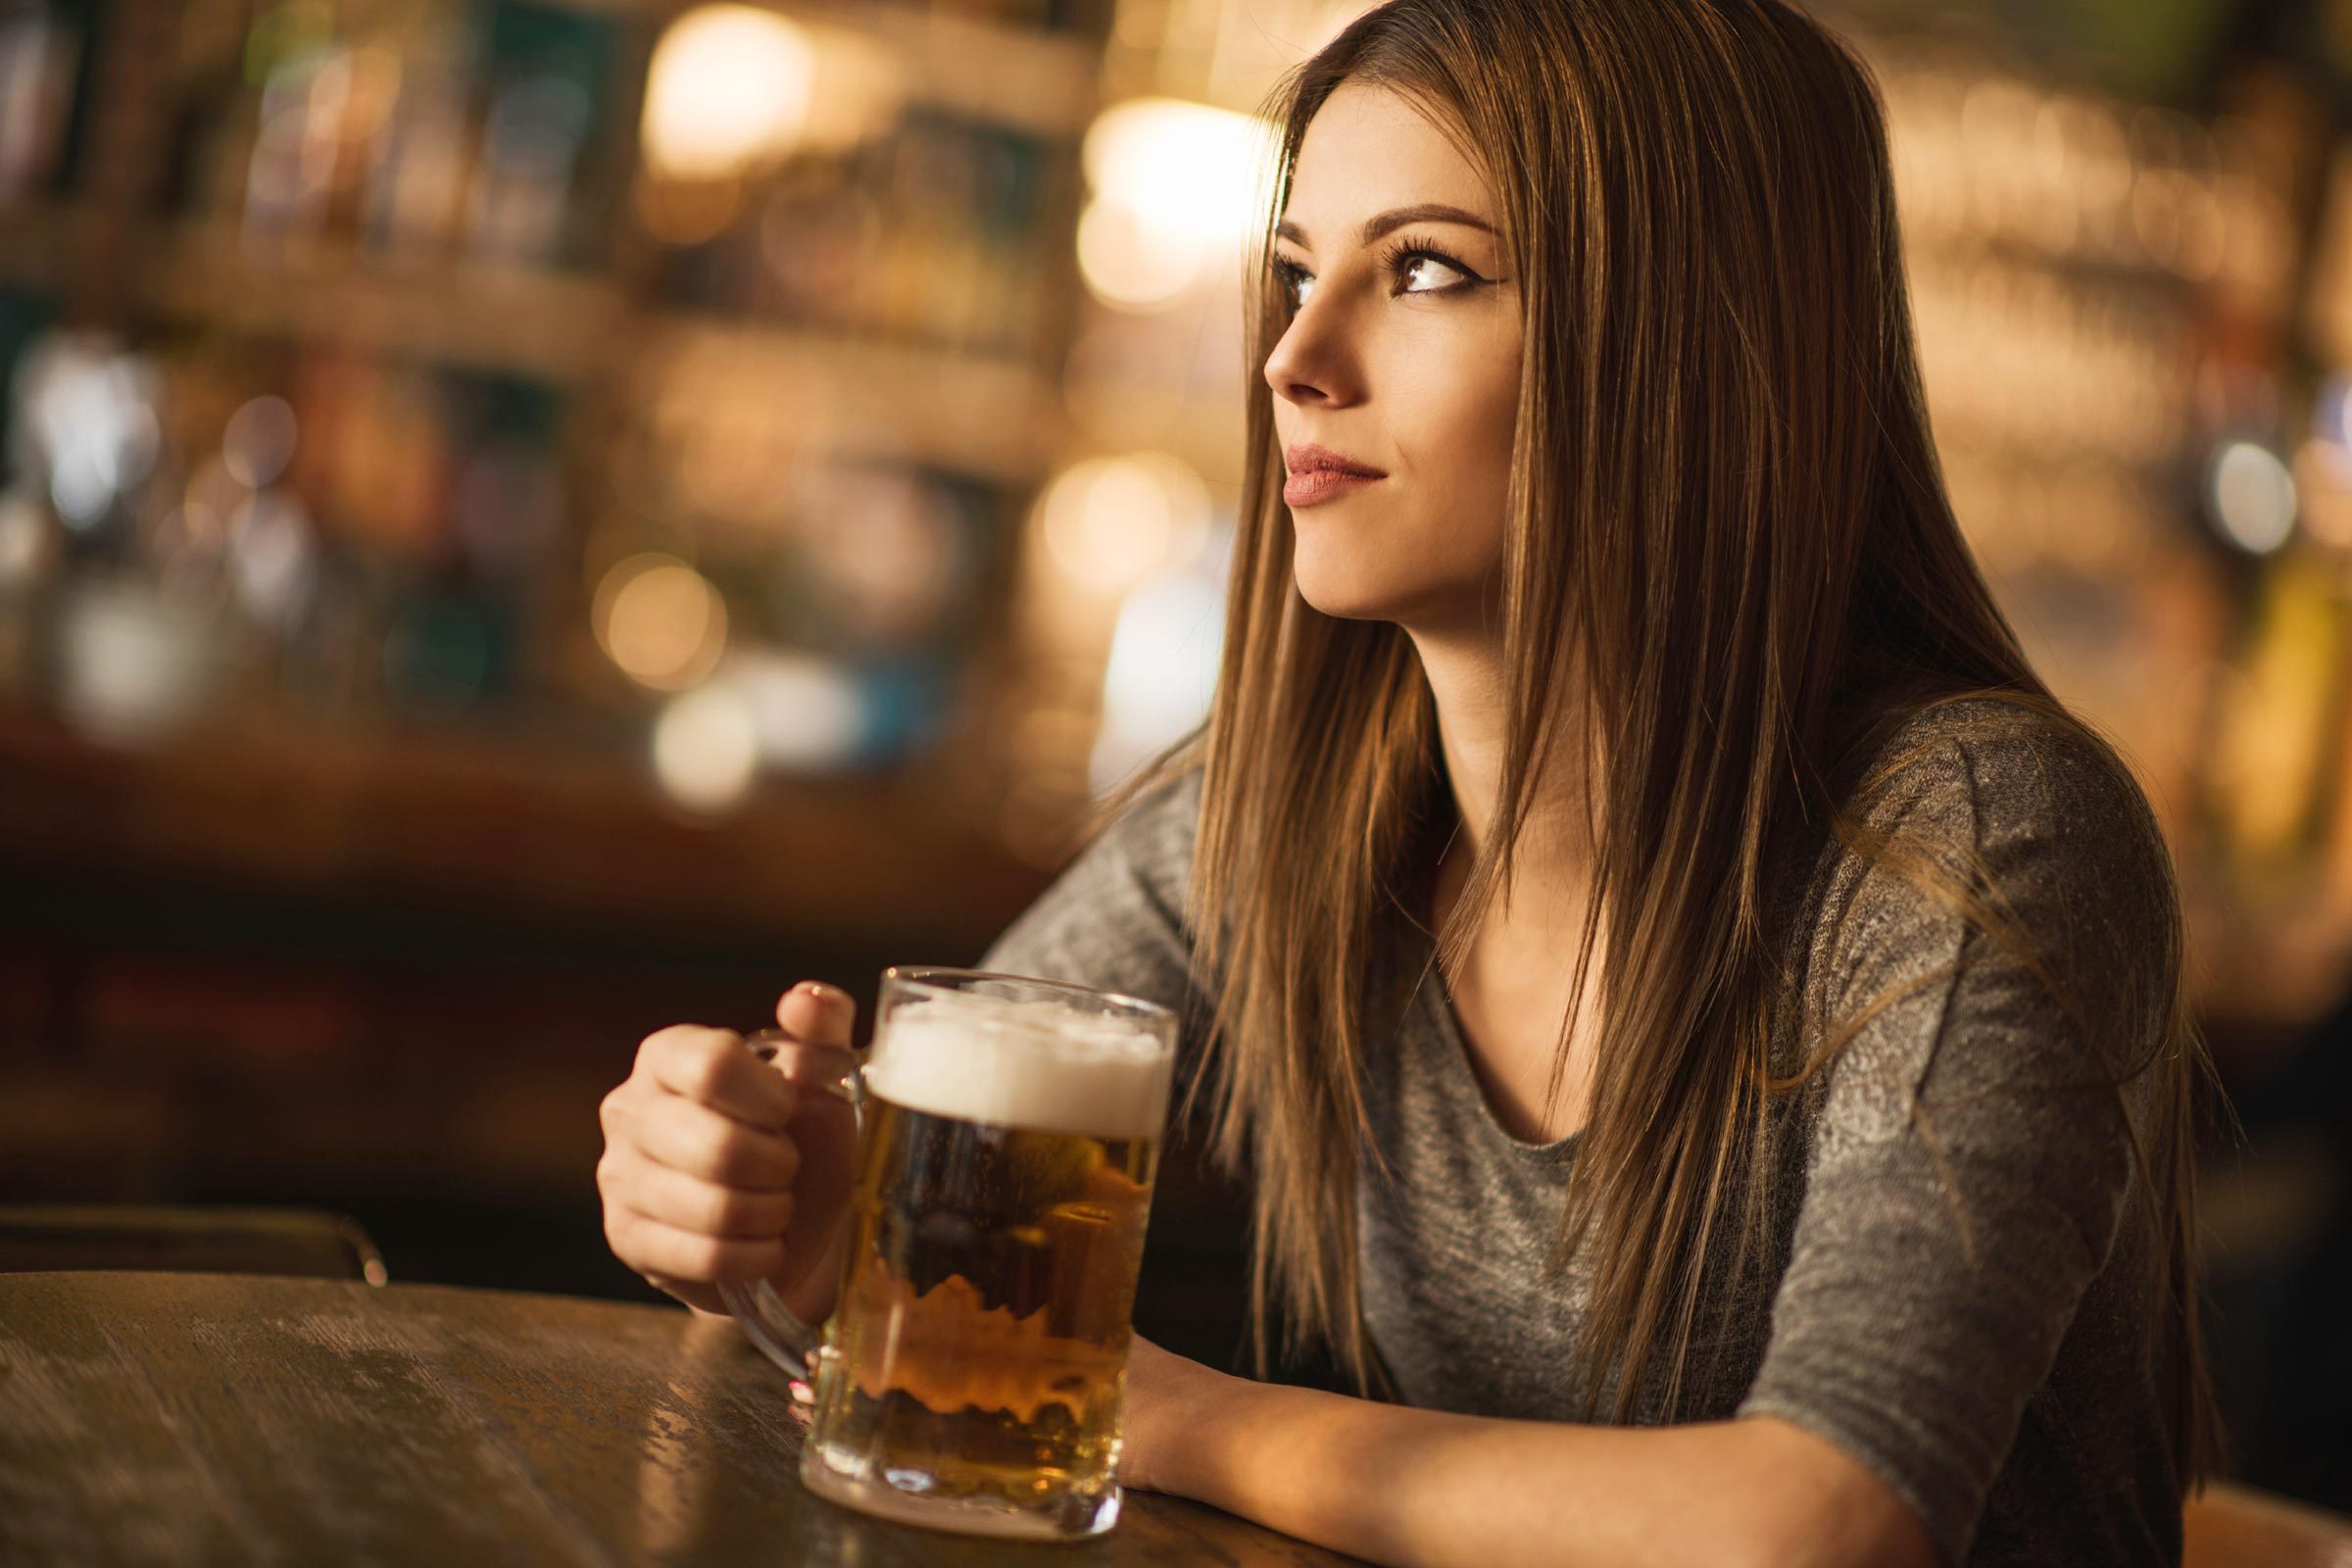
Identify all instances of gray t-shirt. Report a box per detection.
[979,699,2185,1567]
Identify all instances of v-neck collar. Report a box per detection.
[1405,930,1586,1168]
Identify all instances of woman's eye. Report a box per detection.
[1275,260,1315,309]
[1272,246,1478,312]
[1396,252,1468,292]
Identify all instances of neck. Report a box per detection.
[1408,626,1597,937]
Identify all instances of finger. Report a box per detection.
[761,1034,861,1095]
[642,1025,798,1131]
[608,1205,786,1285]
[603,1145,796,1239]
[773,981,857,1050]
[628,1093,801,1190]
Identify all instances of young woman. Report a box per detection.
[596,1,2225,1562]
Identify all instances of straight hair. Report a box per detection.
[1090,0,2224,1493]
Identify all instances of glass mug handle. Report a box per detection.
[715,1027,864,1398]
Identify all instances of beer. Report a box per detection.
[798,986,1171,1539]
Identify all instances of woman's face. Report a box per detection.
[1264,81,1522,636]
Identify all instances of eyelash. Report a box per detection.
[1270,235,1486,313]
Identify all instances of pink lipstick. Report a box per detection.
[1284,468,1385,506]
[1283,442,1387,507]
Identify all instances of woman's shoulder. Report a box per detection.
[1842,693,2170,882]
[1099,763,1205,866]
[1064,763,1204,918]
[1804,693,2180,1062]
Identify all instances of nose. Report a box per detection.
[1262,295,1357,410]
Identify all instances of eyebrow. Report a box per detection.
[1273,202,1496,250]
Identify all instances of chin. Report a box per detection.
[1291,546,1441,625]
[1295,578,1405,622]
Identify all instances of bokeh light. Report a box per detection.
[1035,451,1211,592]
[225,490,317,630]
[2209,441,2300,557]
[593,553,729,691]
[222,395,298,489]
[651,682,759,813]
[21,333,160,532]
[1092,566,1226,794]
[724,648,865,772]
[53,578,222,746]
[641,6,815,181]
[1078,97,1272,309]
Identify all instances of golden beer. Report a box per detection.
[787,973,1174,1540]
[802,1095,1158,1524]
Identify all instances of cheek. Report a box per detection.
[1470,342,1522,547]
[1465,335,1523,476]
[1280,328,1522,621]
[1396,353,1519,559]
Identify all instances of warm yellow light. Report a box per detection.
[1075,198,1203,310]
[1035,452,1211,592]
[593,553,728,690]
[1077,97,1274,309]
[642,6,815,180]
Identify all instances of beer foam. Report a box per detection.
[861,991,1170,1140]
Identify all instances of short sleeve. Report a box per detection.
[976,768,1212,1077]
[1735,720,2174,1566]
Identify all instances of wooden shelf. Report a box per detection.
[858,4,1101,137]
[0,697,1048,955]
[643,313,1072,482]
[522,0,1102,136]
[136,220,629,386]
[105,221,1072,485]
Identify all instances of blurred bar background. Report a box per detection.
[0,0,2346,1515]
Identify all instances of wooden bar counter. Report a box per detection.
[0,1271,1368,1567]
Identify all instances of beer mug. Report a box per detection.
[719,965,1178,1541]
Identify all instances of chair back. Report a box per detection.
[0,1205,388,1283]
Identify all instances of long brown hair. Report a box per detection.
[1094,0,2224,1490]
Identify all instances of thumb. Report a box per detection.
[773,979,857,1052]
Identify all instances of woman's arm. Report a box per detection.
[1127,1337,1936,1568]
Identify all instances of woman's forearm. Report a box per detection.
[1166,1374,1917,1568]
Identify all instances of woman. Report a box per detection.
[596,1,2225,1562]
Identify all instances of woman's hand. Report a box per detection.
[597,982,862,1319]
[1116,1331,1242,1497]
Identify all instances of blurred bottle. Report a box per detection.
[466,0,613,270]
[362,16,474,257]
[466,67,588,264]
[0,3,83,206]
[238,6,391,242]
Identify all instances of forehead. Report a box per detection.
[1284,81,1492,233]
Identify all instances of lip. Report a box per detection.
[1283,467,1384,506]
[1285,442,1386,479]
[1283,441,1387,507]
